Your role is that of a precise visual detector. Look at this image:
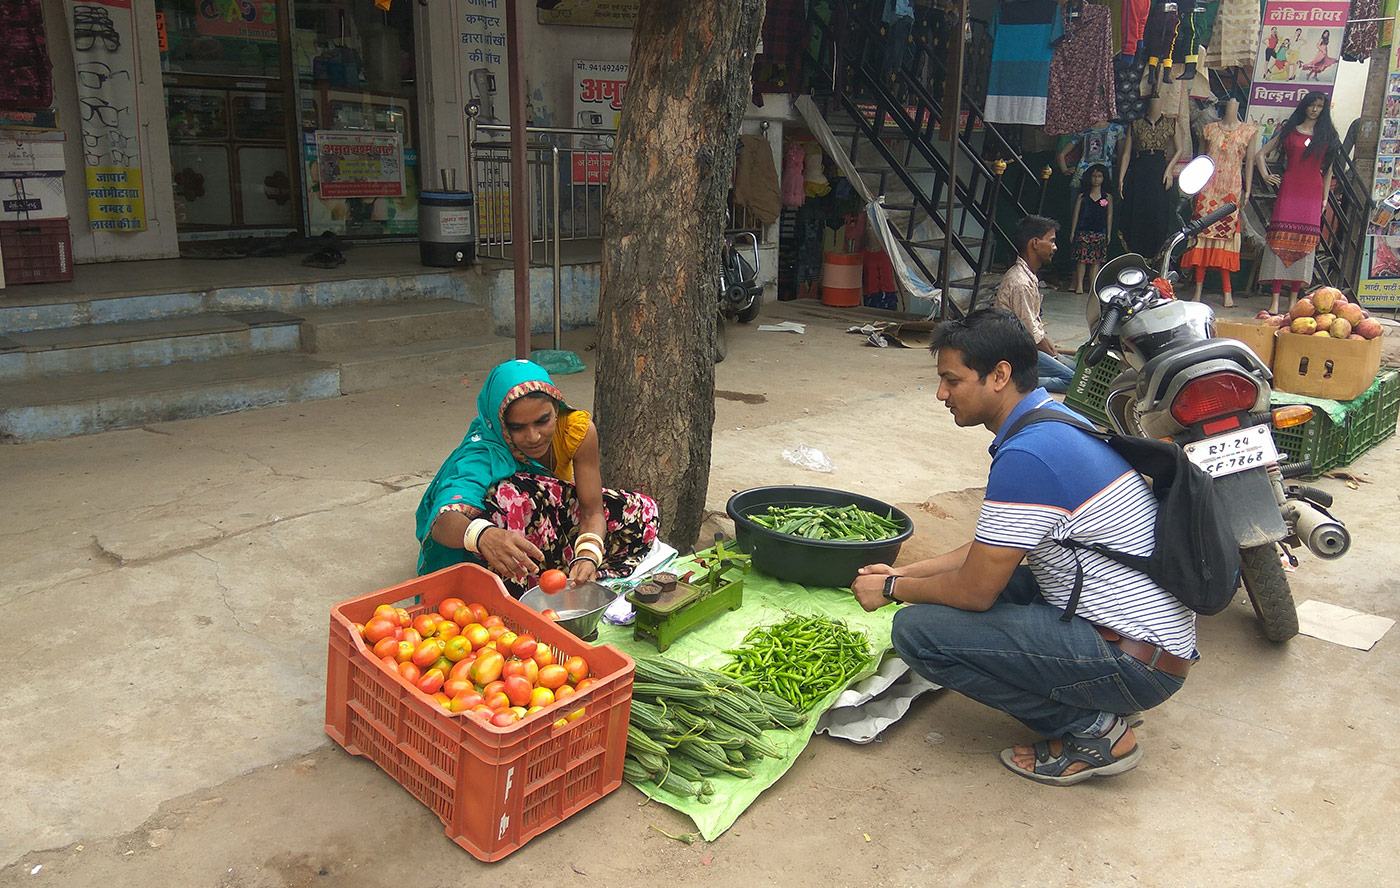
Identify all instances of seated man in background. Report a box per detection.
[995,215,1077,393]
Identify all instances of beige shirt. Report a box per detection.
[995,256,1047,344]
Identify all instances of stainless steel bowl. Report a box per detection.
[519,581,616,639]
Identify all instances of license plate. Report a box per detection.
[1184,425,1280,478]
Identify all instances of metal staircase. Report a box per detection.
[810,3,1053,316]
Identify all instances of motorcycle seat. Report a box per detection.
[1136,337,1272,406]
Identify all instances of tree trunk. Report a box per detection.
[595,0,764,550]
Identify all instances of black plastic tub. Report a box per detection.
[726,486,914,588]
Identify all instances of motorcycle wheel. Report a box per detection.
[737,291,761,324]
[1238,544,1299,643]
[715,312,728,364]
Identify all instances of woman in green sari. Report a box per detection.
[415,359,659,596]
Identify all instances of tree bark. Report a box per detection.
[595,0,764,550]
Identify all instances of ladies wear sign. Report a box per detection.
[1246,0,1350,136]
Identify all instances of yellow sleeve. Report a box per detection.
[551,409,591,483]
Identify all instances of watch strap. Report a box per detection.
[883,574,900,603]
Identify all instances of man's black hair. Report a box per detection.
[1011,215,1059,257]
[929,307,1039,393]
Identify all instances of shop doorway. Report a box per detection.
[155,0,420,242]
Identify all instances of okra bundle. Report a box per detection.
[746,504,903,541]
[622,655,807,802]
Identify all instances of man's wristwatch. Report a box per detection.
[882,575,901,604]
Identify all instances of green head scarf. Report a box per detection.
[414,359,572,574]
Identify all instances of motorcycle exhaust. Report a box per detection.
[1283,499,1351,559]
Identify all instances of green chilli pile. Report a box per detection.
[623,655,807,802]
[718,614,873,710]
[746,504,903,542]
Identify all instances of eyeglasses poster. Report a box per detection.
[67,0,145,232]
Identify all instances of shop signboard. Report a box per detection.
[539,0,639,28]
[194,0,278,42]
[314,131,404,199]
[1357,7,1400,308]
[67,0,146,232]
[455,0,509,132]
[572,59,628,184]
[1245,0,1350,141]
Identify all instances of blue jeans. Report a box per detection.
[890,567,1186,738]
[1038,351,1077,393]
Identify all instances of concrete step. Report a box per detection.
[327,336,515,395]
[0,310,302,382]
[299,300,492,353]
[0,353,339,443]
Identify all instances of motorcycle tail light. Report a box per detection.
[1170,372,1259,426]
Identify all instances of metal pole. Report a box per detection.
[506,0,530,360]
[940,0,969,319]
[552,145,562,351]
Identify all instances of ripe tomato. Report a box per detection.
[443,636,472,662]
[540,609,561,622]
[509,706,528,719]
[412,614,439,638]
[565,707,586,723]
[564,656,589,684]
[520,659,539,686]
[470,650,505,685]
[432,692,452,708]
[482,679,507,698]
[435,621,460,641]
[529,686,555,709]
[510,634,538,660]
[554,684,576,702]
[416,668,446,695]
[532,645,555,668]
[402,628,423,647]
[539,569,568,594]
[431,656,453,676]
[496,631,519,655]
[537,664,568,690]
[486,625,507,642]
[501,659,529,681]
[395,641,416,663]
[354,623,366,639]
[490,710,519,728]
[372,637,401,660]
[482,615,505,630]
[448,657,476,682]
[363,617,398,645]
[504,675,534,708]
[446,695,475,713]
[412,639,446,669]
[483,691,510,711]
[438,598,467,621]
[395,607,412,628]
[466,603,489,623]
[373,604,399,622]
[443,678,473,699]
[463,623,490,650]
[454,691,485,711]
[397,661,422,683]
[452,605,473,625]
[379,655,397,669]
[574,677,596,693]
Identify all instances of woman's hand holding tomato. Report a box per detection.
[539,569,568,594]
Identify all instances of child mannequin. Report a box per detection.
[1181,98,1258,306]
[1070,164,1114,294]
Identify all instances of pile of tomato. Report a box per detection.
[356,596,593,729]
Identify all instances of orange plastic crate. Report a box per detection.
[325,563,634,861]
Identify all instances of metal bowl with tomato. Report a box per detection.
[520,580,616,640]
[726,485,913,588]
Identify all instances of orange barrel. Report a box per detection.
[821,252,864,306]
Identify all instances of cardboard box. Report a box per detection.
[1215,320,1278,367]
[1271,330,1383,401]
[0,172,66,222]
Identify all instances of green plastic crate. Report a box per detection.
[1064,345,1121,427]
[1343,369,1399,463]
[1269,413,1347,479]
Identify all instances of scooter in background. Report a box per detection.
[716,229,762,363]
[1083,157,1350,642]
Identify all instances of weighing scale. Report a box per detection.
[627,568,744,653]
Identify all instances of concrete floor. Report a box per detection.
[1,291,1398,886]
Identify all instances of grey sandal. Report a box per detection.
[999,717,1143,786]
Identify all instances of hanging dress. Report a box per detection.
[1259,128,1328,287]
[985,0,1065,125]
[1120,115,1178,255]
[1203,0,1260,69]
[1342,0,1381,63]
[1070,122,1127,188]
[1181,120,1257,273]
[1044,2,1117,134]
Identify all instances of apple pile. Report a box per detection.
[355,597,594,729]
[1254,286,1385,340]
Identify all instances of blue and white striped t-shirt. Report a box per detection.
[975,391,1198,659]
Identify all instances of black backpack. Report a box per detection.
[1002,407,1241,619]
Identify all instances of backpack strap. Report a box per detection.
[1000,406,1112,624]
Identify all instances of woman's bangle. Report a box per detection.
[463,518,494,553]
[576,531,604,550]
[575,540,603,562]
[570,554,600,569]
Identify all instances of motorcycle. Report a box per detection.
[716,229,762,363]
[1083,156,1350,642]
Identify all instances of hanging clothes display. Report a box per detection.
[1061,122,1127,188]
[0,0,53,109]
[751,0,809,101]
[1119,114,1180,255]
[1259,129,1328,288]
[1341,0,1380,63]
[734,135,782,226]
[1203,0,1260,70]
[984,0,1064,126]
[1181,119,1258,273]
[1122,0,1152,52]
[1044,1,1117,135]
[1114,51,1149,123]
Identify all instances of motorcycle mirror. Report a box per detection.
[1178,156,1216,196]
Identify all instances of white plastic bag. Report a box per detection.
[782,443,834,473]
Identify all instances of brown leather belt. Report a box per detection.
[1095,625,1194,678]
